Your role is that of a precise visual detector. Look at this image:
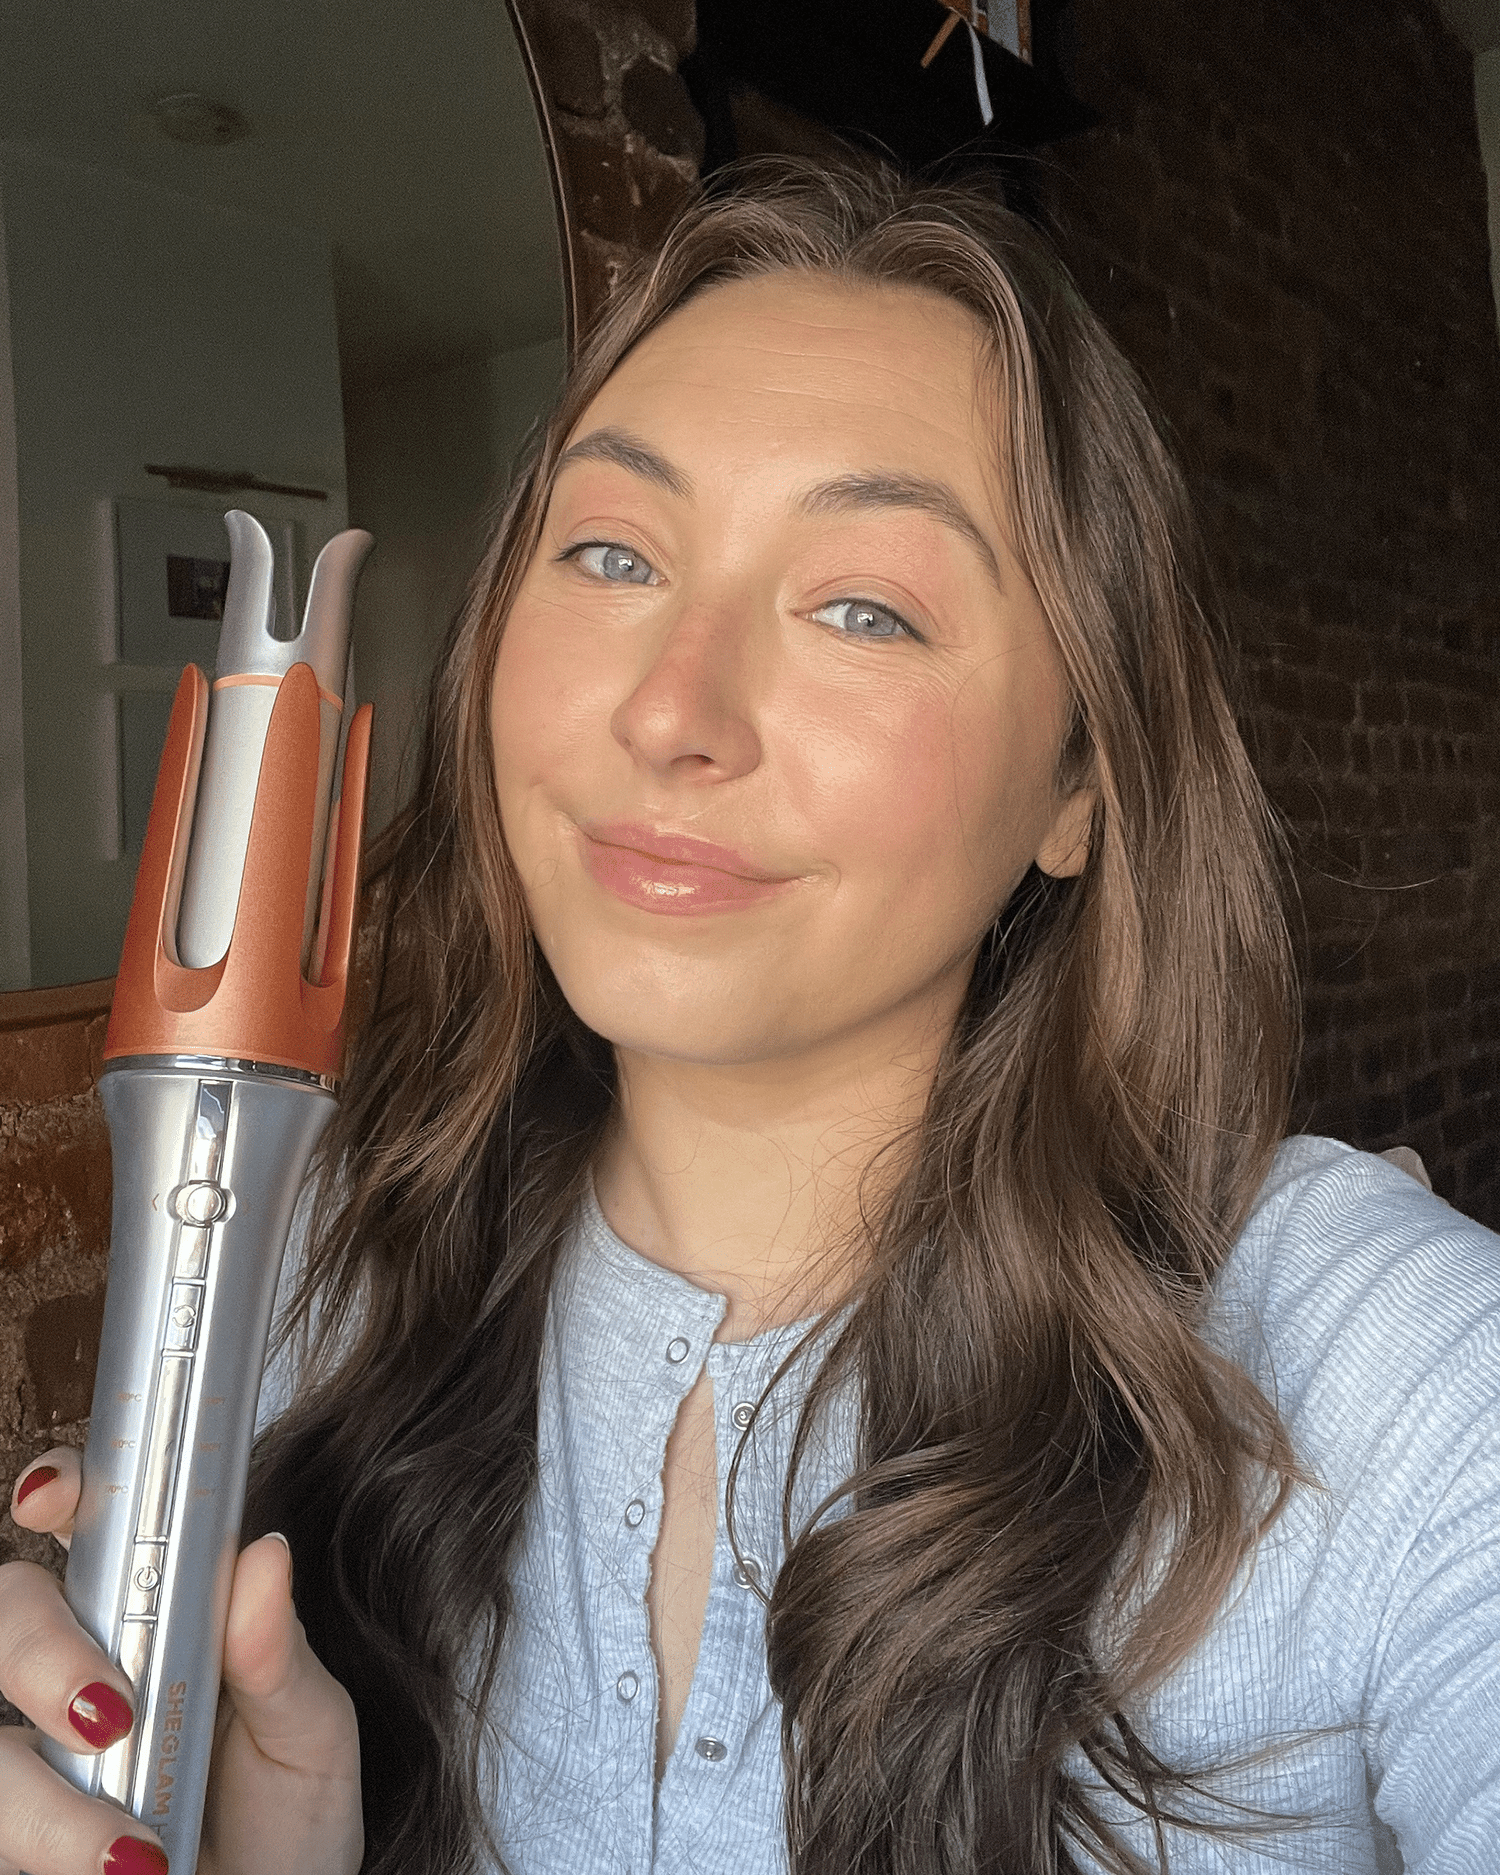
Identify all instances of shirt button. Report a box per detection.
[732,1555,764,1588]
[624,1498,646,1528]
[731,1401,755,1430]
[616,1670,639,1702]
[665,1336,690,1364]
[695,1735,728,1761]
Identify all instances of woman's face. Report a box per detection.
[491,272,1093,1072]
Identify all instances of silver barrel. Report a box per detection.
[42,1055,334,1870]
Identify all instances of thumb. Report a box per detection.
[220,1533,359,1775]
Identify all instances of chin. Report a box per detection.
[547,954,805,1067]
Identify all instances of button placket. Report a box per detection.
[713,1342,780,1599]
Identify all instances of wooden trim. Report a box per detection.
[0,976,115,1033]
[505,0,580,360]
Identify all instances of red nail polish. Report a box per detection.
[14,1463,58,1505]
[67,1679,133,1749]
[104,1836,169,1874]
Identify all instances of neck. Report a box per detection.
[591,987,963,1340]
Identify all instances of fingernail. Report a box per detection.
[14,1463,58,1505]
[104,1836,169,1874]
[67,1679,133,1749]
[266,1529,294,1596]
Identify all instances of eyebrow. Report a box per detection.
[555,430,1003,591]
[795,472,1003,592]
[555,426,692,498]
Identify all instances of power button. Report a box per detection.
[169,1181,229,1225]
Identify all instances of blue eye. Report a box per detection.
[811,598,913,641]
[569,541,658,584]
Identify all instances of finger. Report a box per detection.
[220,1535,359,1776]
[0,1561,135,1755]
[9,1447,82,1549]
[0,1727,166,1875]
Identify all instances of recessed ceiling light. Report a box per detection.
[152,93,250,147]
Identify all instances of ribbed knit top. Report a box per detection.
[260,1134,1500,1872]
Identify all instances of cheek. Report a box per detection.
[490,596,612,827]
[779,701,974,972]
[782,669,1055,938]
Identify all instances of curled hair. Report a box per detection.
[247,158,1303,1875]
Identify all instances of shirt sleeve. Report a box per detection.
[1226,1139,1500,1872]
[1362,1340,1500,1872]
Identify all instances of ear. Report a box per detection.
[1036,786,1097,879]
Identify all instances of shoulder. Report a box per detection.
[1206,1133,1500,1496]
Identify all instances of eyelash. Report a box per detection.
[808,598,920,644]
[560,540,659,585]
[559,538,922,643]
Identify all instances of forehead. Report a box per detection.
[578,272,1000,493]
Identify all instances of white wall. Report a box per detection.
[0,146,348,988]
[343,336,565,835]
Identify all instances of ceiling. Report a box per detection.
[0,0,566,392]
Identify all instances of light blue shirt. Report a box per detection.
[483,1184,855,1873]
[263,1135,1500,1872]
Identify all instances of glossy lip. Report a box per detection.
[578,820,802,915]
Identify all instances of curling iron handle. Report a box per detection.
[43,1063,333,1873]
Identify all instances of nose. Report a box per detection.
[609,598,763,782]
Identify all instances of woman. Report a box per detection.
[4,160,1498,1875]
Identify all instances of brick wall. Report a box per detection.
[0,987,113,1574]
[513,0,703,332]
[1044,0,1500,1226]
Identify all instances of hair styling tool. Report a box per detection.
[40,512,374,1870]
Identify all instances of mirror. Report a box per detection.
[0,0,569,992]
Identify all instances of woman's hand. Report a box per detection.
[1,1448,363,1875]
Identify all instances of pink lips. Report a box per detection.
[579,821,799,916]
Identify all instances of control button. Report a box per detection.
[123,1544,166,1619]
[165,1283,203,1352]
[170,1181,229,1226]
[624,1499,646,1528]
[616,1671,640,1703]
[731,1401,755,1430]
[695,1735,728,1762]
[732,1555,764,1589]
[666,1337,690,1364]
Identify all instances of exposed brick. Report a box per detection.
[617,0,696,57]
[620,58,705,164]
[528,4,609,118]
[0,1100,111,1271]
[24,1288,105,1427]
[0,1021,95,1106]
[556,122,695,249]
[1047,0,1500,1225]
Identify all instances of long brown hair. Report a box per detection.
[247,158,1303,1875]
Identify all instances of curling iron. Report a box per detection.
[40,513,374,1870]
